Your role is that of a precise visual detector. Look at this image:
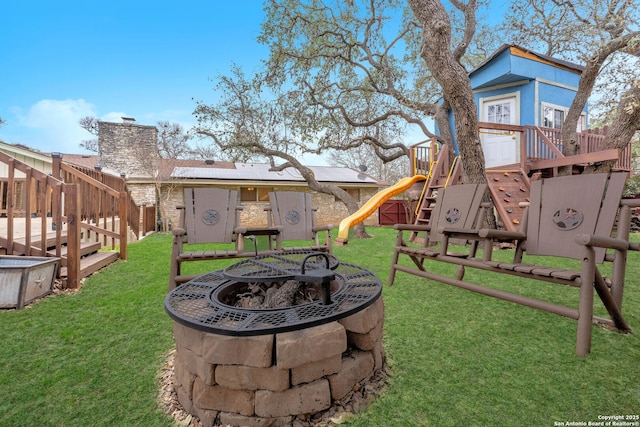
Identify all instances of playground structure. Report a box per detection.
[335,174,427,245]
[335,122,632,244]
[388,173,639,356]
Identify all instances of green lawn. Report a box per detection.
[1,227,638,426]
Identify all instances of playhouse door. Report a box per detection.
[481,97,518,168]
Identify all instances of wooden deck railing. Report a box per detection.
[524,126,631,172]
[0,152,154,289]
[51,155,128,260]
[478,123,633,174]
[56,160,143,239]
[0,151,84,288]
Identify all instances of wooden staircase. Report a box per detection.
[0,152,154,289]
[410,161,534,235]
[11,230,120,284]
[410,148,462,243]
[49,242,119,282]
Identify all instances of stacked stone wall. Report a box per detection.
[98,121,158,179]
[127,183,156,206]
[172,297,385,427]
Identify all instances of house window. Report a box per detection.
[542,103,585,131]
[240,187,272,202]
[338,188,360,202]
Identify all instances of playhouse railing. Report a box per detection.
[410,139,439,177]
[524,126,631,173]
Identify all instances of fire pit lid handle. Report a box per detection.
[299,252,331,275]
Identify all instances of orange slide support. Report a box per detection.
[335,175,427,245]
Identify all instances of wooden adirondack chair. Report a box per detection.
[388,183,489,285]
[267,191,333,253]
[390,172,640,356]
[168,188,282,290]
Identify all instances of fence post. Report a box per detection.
[141,203,147,236]
[51,152,62,180]
[64,183,81,289]
[119,191,128,261]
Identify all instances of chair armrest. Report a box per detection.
[393,223,432,232]
[477,229,526,241]
[313,224,334,232]
[236,226,283,236]
[575,234,629,252]
[172,227,186,237]
[621,198,640,208]
[439,227,483,238]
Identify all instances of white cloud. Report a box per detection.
[12,99,98,154]
[100,111,129,123]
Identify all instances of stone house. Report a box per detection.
[157,160,385,230]
[0,119,386,229]
[92,118,386,229]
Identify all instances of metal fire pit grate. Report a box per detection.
[222,252,340,282]
[165,251,382,336]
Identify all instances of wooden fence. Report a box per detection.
[141,204,157,235]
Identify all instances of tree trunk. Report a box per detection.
[559,34,640,175]
[434,100,456,160]
[294,164,372,239]
[408,0,487,186]
[586,83,640,174]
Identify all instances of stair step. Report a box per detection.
[13,232,68,252]
[47,241,103,266]
[59,251,120,280]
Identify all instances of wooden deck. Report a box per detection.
[0,217,121,285]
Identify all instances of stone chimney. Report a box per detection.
[98,119,158,178]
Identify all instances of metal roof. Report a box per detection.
[171,162,382,185]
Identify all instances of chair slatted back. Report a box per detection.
[428,183,487,244]
[268,191,315,241]
[183,187,238,245]
[525,172,626,263]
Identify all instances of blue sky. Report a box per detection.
[1,1,507,164]
[0,1,268,155]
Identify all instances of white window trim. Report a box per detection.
[478,92,521,125]
[540,102,586,131]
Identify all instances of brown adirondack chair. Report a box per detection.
[266,191,333,253]
[390,172,640,356]
[168,188,282,290]
[388,183,489,285]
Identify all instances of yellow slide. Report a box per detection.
[336,175,427,244]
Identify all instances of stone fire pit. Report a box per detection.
[165,251,385,427]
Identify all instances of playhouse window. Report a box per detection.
[487,102,512,124]
[542,104,586,131]
[543,106,564,129]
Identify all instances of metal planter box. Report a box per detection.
[0,256,60,309]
